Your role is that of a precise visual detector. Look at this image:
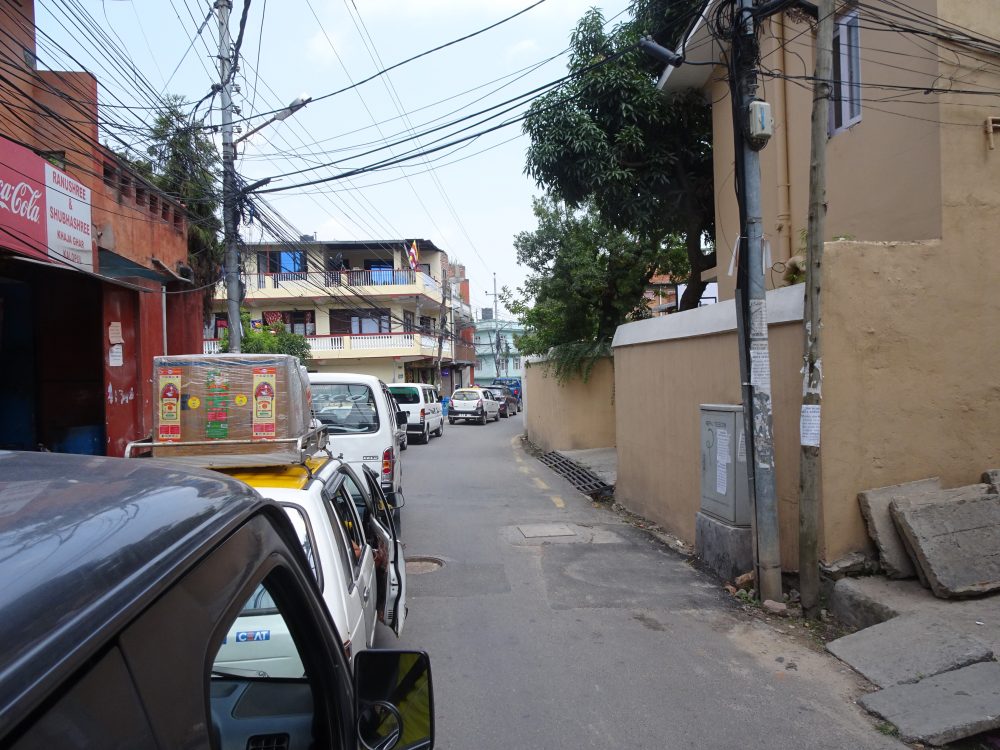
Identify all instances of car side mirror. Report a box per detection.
[396,411,408,427]
[354,650,434,750]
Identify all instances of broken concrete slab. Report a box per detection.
[820,551,879,579]
[858,661,1000,745]
[827,615,994,688]
[983,469,1000,495]
[891,493,1000,598]
[858,478,941,579]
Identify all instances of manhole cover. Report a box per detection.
[406,556,444,575]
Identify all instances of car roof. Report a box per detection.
[388,383,435,389]
[0,451,269,735]
[309,372,382,386]
[221,456,336,491]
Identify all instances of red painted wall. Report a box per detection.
[102,284,141,457]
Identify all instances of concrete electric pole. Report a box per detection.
[799,0,834,618]
[217,0,241,353]
[733,0,782,604]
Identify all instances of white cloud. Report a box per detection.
[304,28,347,67]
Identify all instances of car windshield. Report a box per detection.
[452,390,479,401]
[388,386,420,405]
[313,384,380,434]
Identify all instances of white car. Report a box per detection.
[448,387,501,425]
[388,383,445,444]
[310,373,407,510]
[214,457,406,675]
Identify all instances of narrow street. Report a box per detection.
[377,414,903,749]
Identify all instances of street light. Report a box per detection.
[232,94,311,156]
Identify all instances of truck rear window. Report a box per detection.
[388,386,420,405]
[451,391,479,401]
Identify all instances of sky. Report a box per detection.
[35,0,634,317]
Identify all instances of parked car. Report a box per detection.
[218,454,407,665]
[310,373,407,509]
[388,383,445,443]
[490,384,519,417]
[0,451,434,750]
[448,387,500,425]
[491,377,523,406]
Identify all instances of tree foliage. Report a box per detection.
[128,96,223,314]
[522,3,715,311]
[220,310,311,365]
[504,196,686,360]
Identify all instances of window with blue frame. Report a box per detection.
[258,249,307,275]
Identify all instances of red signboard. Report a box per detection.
[0,138,47,261]
[0,137,93,271]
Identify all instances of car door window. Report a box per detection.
[9,647,156,749]
[116,514,350,750]
[322,480,366,574]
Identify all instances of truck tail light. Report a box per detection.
[343,638,352,662]
[419,408,426,422]
[476,399,483,409]
[382,448,393,478]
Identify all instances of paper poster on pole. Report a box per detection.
[800,404,821,447]
[737,431,747,463]
[715,427,730,495]
[108,344,123,367]
[750,341,771,394]
[108,321,123,344]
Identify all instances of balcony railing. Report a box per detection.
[204,332,454,359]
[255,269,417,289]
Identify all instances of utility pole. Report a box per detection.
[799,0,834,618]
[434,266,449,385]
[733,0,782,604]
[217,0,241,353]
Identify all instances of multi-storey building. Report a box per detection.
[207,238,474,387]
[0,1,200,456]
[473,312,525,384]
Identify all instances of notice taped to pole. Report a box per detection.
[750,341,771,394]
[800,404,821,447]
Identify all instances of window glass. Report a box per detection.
[322,481,366,572]
[313,384,380,434]
[451,390,479,401]
[829,10,861,135]
[213,577,307,681]
[388,386,420,404]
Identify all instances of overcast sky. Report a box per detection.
[37,0,632,316]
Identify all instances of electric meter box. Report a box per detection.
[699,404,751,527]
[748,100,773,139]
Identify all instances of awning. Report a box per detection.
[7,253,156,293]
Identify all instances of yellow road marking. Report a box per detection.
[532,477,550,490]
[550,495,565,509]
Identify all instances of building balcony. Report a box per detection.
[204,331,453,361]
[213,269,444,304]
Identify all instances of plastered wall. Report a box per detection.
[524,358,615,453]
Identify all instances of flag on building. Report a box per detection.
[407,240,419,271]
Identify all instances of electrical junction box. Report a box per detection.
[699,404,751,527]
[748,100,773,140]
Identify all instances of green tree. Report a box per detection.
[505,196,686,363]
[220,310,311,365]
[522,4,714,311]
[128,96,223,312]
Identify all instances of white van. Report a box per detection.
[388,383,445,444]
[310,373,407,509]
[215,456,407,671]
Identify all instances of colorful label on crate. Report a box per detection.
[252,367,277,440]
[157,368,182,442]
[205,369,229,440]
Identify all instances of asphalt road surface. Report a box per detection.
[376,411,902,749]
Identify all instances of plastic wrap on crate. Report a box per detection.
[152,354,311,460]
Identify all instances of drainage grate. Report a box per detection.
[538,452,614,500]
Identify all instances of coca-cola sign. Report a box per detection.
[0,137,93,272]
